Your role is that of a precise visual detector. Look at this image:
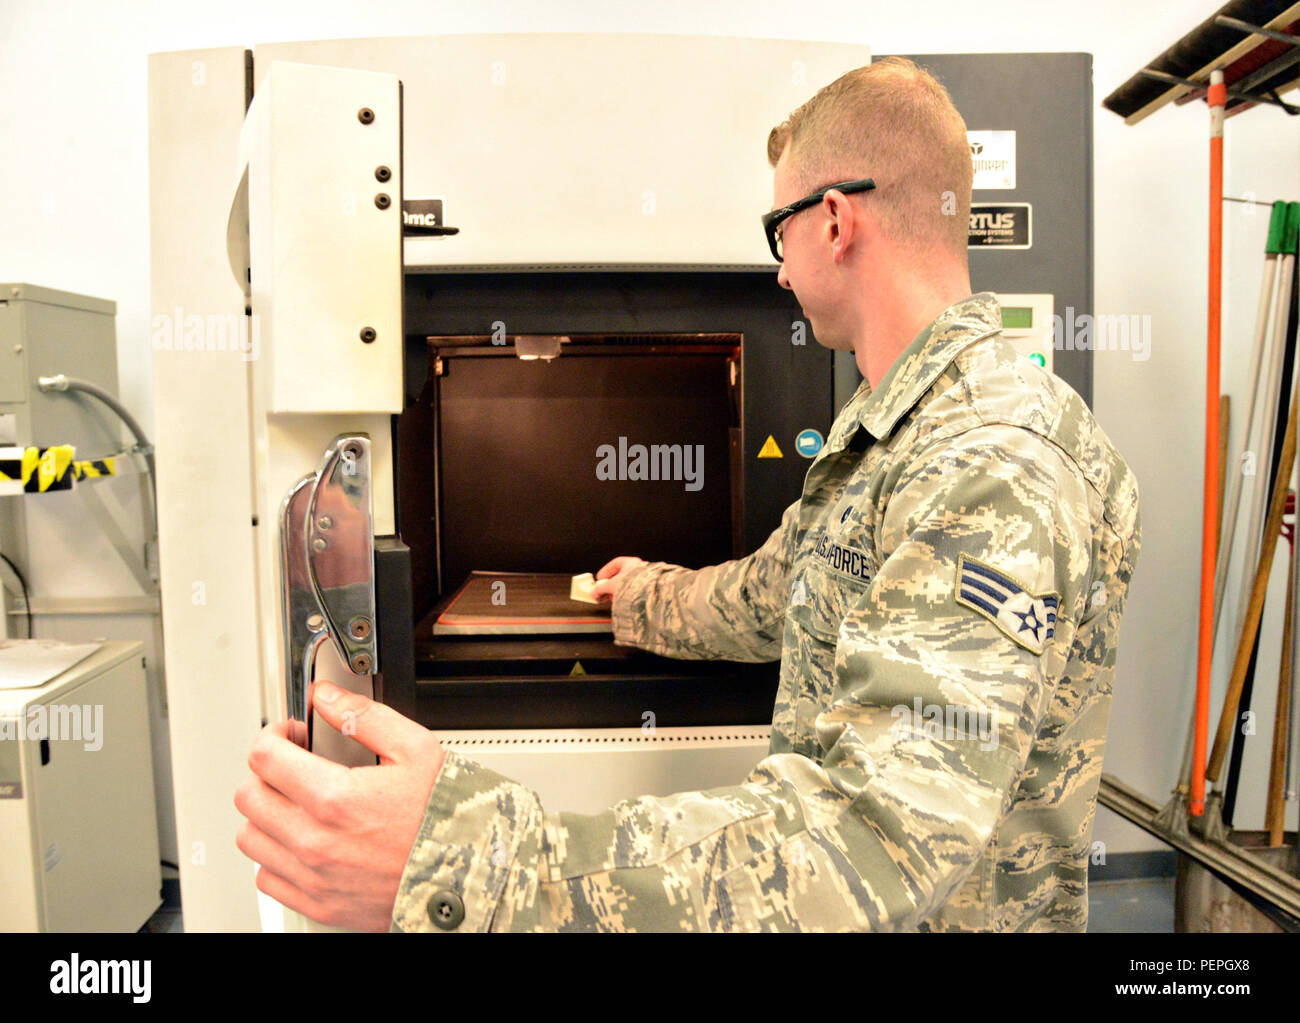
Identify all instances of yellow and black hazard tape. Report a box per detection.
[0,445,122,494]
[0,445,118,495]
[73,457,116,480]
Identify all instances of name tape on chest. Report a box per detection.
[955,554,1058,654]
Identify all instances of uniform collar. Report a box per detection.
[846,292,1003,443]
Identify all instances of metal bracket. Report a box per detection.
[76,479,158,594]
[1102,775,1300,926]
[1138,67,1300,114]
[403,223,460,237]
[1215,15,1300,50]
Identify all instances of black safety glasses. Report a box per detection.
[761,178,876,262]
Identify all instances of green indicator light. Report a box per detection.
[1029,352,1046,368]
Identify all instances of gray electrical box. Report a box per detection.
[0,284,121,453]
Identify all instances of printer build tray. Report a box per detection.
[432,571,610,635]
[411,571,778,728]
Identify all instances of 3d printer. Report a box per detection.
[149,37,1091,930]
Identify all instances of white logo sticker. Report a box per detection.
[967,131,1016,190]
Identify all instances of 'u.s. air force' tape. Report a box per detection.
[955,553,1059,655]
[812,532,874,583]
[0,445,78,494]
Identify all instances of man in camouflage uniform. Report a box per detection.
[387,291,1139,932]
[238,58,1140,932]
[385,58,1140,933]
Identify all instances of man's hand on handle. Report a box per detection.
[234,681,445,932]
[235,556,647,929]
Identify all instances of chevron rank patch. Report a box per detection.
[955,553,1059,654]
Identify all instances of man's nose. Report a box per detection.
[777,264,791,290]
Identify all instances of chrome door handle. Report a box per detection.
[279,434,378,749]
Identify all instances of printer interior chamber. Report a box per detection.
[389,271,833,729]
[434,337,743,591]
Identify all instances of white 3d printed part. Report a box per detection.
[569,572,599,604]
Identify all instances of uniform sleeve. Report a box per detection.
[390,425,1091,932]
[607,498,800,663]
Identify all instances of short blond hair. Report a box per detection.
[767,57,972,260]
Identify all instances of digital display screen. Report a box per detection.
[1001,306,1034,330]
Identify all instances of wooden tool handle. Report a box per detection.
[1209,376,1299,781]
[1265,558,1293,844]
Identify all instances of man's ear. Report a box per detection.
[823,189,859,264]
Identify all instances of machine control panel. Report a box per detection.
[993,292,1055,373]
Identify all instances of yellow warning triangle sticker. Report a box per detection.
[757,435,783,459]
[569,661,586,676]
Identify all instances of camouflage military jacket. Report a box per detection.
[391,292,1141,932]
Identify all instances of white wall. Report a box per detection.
[2,0,1296,862]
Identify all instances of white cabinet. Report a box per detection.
[0,641,161,932]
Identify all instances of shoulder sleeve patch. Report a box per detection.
[954,553,1059,655]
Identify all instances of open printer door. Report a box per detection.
[227,60,404,931]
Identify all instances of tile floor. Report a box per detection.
[1086,877,1176,932]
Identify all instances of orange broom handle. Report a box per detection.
[1193,69,1226,817]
